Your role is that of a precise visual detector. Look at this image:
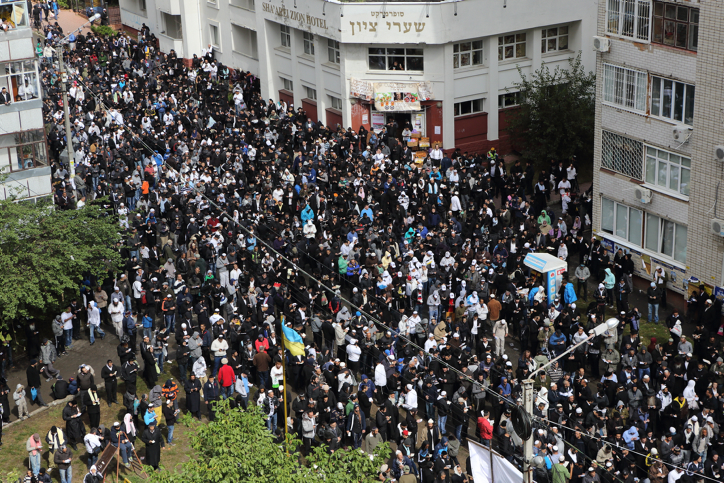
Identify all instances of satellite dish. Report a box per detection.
[512,406,532,440]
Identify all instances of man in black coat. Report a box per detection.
[26,359,48,407]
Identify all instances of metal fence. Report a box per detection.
[601,130,643,180]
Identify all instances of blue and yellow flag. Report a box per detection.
[281,323,305,357]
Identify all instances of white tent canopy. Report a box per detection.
[523,253,567,273]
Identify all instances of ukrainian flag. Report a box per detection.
[282,323,306,357]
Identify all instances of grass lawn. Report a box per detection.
[0,369,196,483]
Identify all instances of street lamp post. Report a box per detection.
[521,318,619,483]
[56,13,100,178]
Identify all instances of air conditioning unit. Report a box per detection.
[634,187,652,204]
[593,36,611,53]
[714,145,724,162]
[711,218,724,237]
[672,125,693,142]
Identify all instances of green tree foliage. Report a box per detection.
[506,53,595,165]
[149,400,392,483]
[0,198,122,323]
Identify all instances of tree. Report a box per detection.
[505,53,595,166]
[0,197,122,324]
[148,400,392,483]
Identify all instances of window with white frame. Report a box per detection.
[329,96,343,110]
[0,59,40,104]
[601,130,644,180]
[304,86,317,100]
[231,24,258,59]
[0,1,28,29]
[0,130,47,172]
[650,77,695,126]
[602,63,647,113]
[160,12,182,39]
[327,39,340,64]
[453,40,483,68]
[229,0,255,10]
[454,98,485,117]
[280,25,291,48]
[498,33,526,61]
[645,145,690,196]
[645,213,687,263]
[303,32,315,56]
[498,92,523,109]
[209,24,220,48]
[601,198,643,246]
[368,48,424,71]
[281,77,293,92]
[541,26,569,53]
[606,0,652,41]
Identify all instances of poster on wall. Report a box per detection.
[350,78,373,101]
[593,233,688,295]
[373,82,422,111]
[371,112,386,132]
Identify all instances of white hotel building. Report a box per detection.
[119,0,597,154]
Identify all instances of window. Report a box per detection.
[601,198,643,246]
[139,0,146,12]
[368,48,424,72]
[601,130,644,180]
[650,77,695,125]
[281,77,293,92]
[160,12,182,40]
[329,96,343,110]
[606,0,651,41]
[541,26,569,53]
[0,130,48,172]
[498,92,523,109]
[209,25,220,48]
[453,40,483,68]
[302,32,315,56]
[645,214,687,263]
[602,63,647,113]
[231,24,258,59]
[0,1,28,29]
[327,39,340,64]
[454,98,485,117]
[304,86,317,100]
[645,145,691,196]
[230,0,255,10]
[653,1,698,50]
[280,25,291,48]
[207,0,217,5]
[0,60,40,104]
[498,33,526,61]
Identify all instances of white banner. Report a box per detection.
[468,440,523,483]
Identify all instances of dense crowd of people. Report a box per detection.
[7,12,722,483]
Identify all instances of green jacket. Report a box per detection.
[338,256,348,275]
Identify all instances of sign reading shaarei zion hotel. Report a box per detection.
[262,2,328,29]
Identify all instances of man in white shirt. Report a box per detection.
[399,384,418,411]
[61,307,75,349]
[346,339,362,373]
[557,177,571,198]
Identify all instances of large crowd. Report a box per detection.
[5,9,722,483]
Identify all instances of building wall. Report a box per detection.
[120,0,597,154]
[593,0,724,300]
[0,19,52,202]
[689,0,724,287]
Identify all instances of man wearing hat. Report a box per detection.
[110,421,134,468]
[140,420,164,470]
[210,333,229,377]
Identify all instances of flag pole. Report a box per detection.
[281,315,290,456]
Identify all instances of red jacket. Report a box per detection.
[477,417,493,440]
[218,365,236,388]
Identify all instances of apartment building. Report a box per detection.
[119,0,596,154]
[0,1,52,202]
[592,0,724,302]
